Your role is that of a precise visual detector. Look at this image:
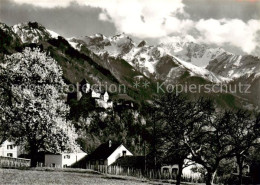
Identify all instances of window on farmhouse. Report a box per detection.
[7,145,13,149]
[122,150,126,157]
[162,168,169,173]
[64,155,70,159]
[172,168,178,174]
[7,153,13,157]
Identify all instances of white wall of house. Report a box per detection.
[0,140,21,158]
[45,152,87,168]
[161,164,179,174]
[183,163,201,177]
[161,160,202,177]
[107,144,133,166]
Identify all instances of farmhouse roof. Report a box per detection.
[88,141,121,160]
[112,156,145,169]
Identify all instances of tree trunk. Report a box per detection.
[30,146,38,167]
[237,156,243,185]
[238,162,243,185]
[205,170,216,185]
[212,170,217,184]
[176,162,183,185]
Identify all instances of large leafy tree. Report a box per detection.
[0,48,78,166]
[223,110,260,185]
[184,111,232,185]
[184,110,258,185]
[155,93,214,185]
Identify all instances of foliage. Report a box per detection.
[148,92,260,185]
[0,48,78,166]
[0,28,12,53]
[153,93,214,185]
[74,105,146,155]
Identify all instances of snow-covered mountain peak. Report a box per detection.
[11,22,52,43]
[109,33,135,47]
[2,21,260,108]
[0,22,11,32]
[46,29,59,39]
[89,33,105,39]
[173,56,231,83]
[68,33,229,83]
[111,32,127,39]
[159,41,227,67]
[0,22,18,40]
[72,33,135,57]
[66,32,260,84]
[207,54,260,80]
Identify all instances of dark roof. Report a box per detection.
[112,156,145,169]
[87,141,121,160]
[44,147,86,155]
[111,94,135,101]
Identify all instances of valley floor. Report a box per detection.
[0,168,200,185]
[0,168,147,185]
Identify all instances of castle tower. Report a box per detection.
[104,91,109,102]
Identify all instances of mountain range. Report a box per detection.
[1,21,259,110]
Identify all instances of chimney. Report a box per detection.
[109,140,112,148]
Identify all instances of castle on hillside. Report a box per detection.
[67,79,113,109]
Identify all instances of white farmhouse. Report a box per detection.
[0,140,22,158]
[161,160,202,178]
[45,149,87,168]
[86,140,133,166]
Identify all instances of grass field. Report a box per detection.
[0,168,167,185]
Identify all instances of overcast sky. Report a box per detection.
[0,0,260,56]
